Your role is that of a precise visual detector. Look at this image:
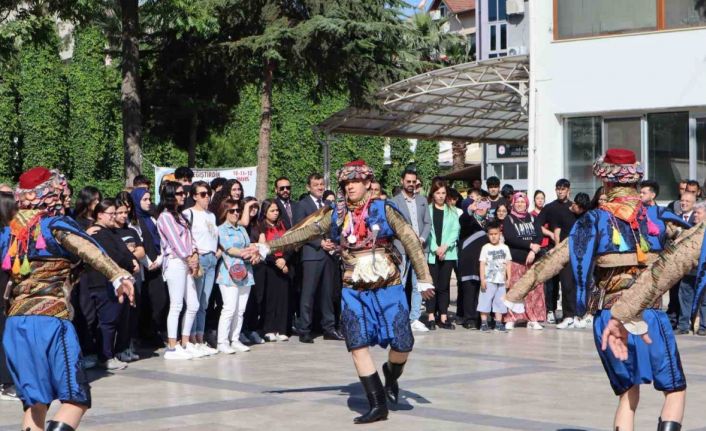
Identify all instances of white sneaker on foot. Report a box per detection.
[573,317,587,329]
[230,340,251,352]
[527,321,544,330]
[556,317,575,329]
[198,343,218,356]
[276,334,289,342]
[264,333,278,342]
[101,358,128,370]
[410,320,430,332]
[185,342,208,358]
[546,311,556,324]
[217,344,236,354]
[584,315,594,326]
[164,345,193,360]
[505,321,515,330]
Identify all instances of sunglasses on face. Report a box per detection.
[227,209,240,214]
[195,191,209,198]
[175,191,185,196]
[278,186,291,191]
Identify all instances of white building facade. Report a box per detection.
[528,1,706,201]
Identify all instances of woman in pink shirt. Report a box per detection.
[157,181,200,360]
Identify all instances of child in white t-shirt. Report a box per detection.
[478,221,512,332]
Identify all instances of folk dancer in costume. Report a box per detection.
[504,149,689,431]
[2,167,135,431]
[242,160,435,424]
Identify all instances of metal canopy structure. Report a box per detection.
[318,55,529,144]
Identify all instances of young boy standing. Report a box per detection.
[478,221,512,332]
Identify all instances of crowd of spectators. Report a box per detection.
[1,166,705,401]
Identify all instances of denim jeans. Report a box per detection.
[401,257,421,322]
[192,253,218,336]
[677,275,697,332]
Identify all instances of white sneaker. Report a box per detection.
[410,320,430,332]
[276,334,289,342]
[546,311,556,324]
[185,342,208,358]
[556,317,575,329]
[527,321,544,330]
[505,321,515,330]
[573,317,587,329]
[217,344,236,355]
[230,340,251,352]
[164,345,193,360]
[583,315,593,326]
[101,358,128,370]
[264,333,278,342]
[198,343,218,356]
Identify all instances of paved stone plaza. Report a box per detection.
[2,326,706,430]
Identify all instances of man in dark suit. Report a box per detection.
[274,176,296,229]
[294,173,343,343]
[675,191,697,333]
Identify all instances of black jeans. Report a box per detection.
[427,260,456,317]
[559,265,576,319]
[544,276,559,313]
[459,280,481,323]
[140,269,168,338]
[244,264,266,333]
[262,264,290,334]
[90,286,128,361]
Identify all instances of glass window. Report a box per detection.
[439,2,448,17]
[666,0,706,29]
[556,0,657,39]
[499,0,507,20]
[697,117,706,183]
[490,26,497,51]
[647,112,689,201]
[504,163,518,180]
[500,24,507,50]
[489,0,497,21]
[605,117,641,157]
[518,163,528,179]
[565,117,602,197]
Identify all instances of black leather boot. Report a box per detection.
[657,418,681,431]
[382,361,405,404]
[353,372,388,424]
[46,421,76,431]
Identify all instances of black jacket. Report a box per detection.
[458,213,488,283]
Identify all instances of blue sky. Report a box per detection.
[401,0,427,17]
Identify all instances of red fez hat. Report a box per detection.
[18,167,52,190]
[345,159,368,167]
[603,149,636,165]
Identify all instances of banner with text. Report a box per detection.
[153,166,257,204]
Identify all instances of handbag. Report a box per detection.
[228,228,248,282]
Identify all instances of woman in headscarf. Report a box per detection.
[456,191,490,329]
[130,187,168,346]
[502,192,546,330]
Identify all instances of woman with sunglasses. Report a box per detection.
[183,181,219,356]
[157,181,201,360]
[216,199,257,354]
[82,199,139,370]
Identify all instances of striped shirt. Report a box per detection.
[157,211,195,261]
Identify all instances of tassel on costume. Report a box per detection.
[617,234,630,252]
[647,218,660,236]
[636,245,647,264]
[35,230,46,250]
[20,255,30,275]
[1,253,10,271]
[11,257,20,275]
[639,235,650,253]
[612,226,622,246]
[8,239,17,257]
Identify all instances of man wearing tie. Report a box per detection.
[274,177,296,229]
[293,173,343,343]
[676,191,697,334]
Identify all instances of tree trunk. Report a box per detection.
[121,0,142,187]
[187,111,198,167]
[452,140,467,171]
[255,60,275,201]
